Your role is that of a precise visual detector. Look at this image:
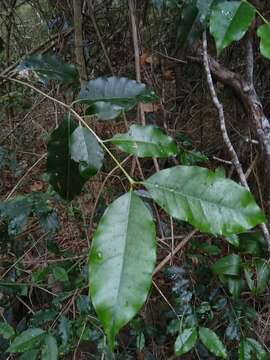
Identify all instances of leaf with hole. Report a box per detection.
[17,54,78,84]
[143,166,264,236]
[7,328,45,353]
[199,327,227,358]
[77,76,158,120]
[109,125,178,158]
[89,191,156,349]
[257,24,270,60]
[210,1,255,53]
[70,127,104,177]
[174,327,197,356]
[47,117,87,201]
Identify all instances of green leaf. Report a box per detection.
[52,266,69,283]
[177,1,198,48]
[41,334,58,360]
[238,231,266,256]
[244,265,255,293]
[238,338,267,360]
[7,328,45,353]
[210,1,255,53]
[20,349,39,360]
[254,259,270,295]
[0,322,15,339]
[109,125,178,158]
[238,338,252,360]
[70,127,104,177]
[143,166,264,236]
[16,54,78,84]
[77,76,158,120]
[226,276,245,299]
[212,254,241,276]
[89,191,156,349]
[246,338,267,360]
[199,327,227,358]
[257,24,270,60]
[47,117,87,201]
[225,234,239,247]
[174,327,197,356]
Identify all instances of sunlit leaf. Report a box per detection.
[89,191,156,349]
[144,166,264,236]
[109,125,178,158]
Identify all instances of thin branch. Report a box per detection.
[202,31,270,249]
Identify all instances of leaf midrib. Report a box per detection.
[146,181,246,212]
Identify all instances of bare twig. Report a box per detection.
[153,229,197,275]
[202,31,270,249]
[128,0,145,125]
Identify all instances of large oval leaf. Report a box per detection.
[210,1,255,54]
[257,24,270,60]
[174,327,197,356]
[89,191,156,349]
[77,76,157,120]
[199,327,227,359]
[16,54,78,84]
[47,117,87,201]
[143,166,264,236]
[70,127,104,178]
[7,328,45,353]
[109,125,178,158]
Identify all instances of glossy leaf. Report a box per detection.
[109,125,178,158]
[246,338,267,360]
[174,327,197,356]
[17,54,78,84]
[225,234,239,247]
[199,327,227,359]
[212,254,241,276]
[89,191,156,349]
[210,1,255,53]
[7,328,45,353]
[77,76,158,120]
[257,24,270,60]
[41,334,58,360]
[47,117,86,201]
[0,322,15,339]
[144,166,264,236]
[70,127,104,177]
